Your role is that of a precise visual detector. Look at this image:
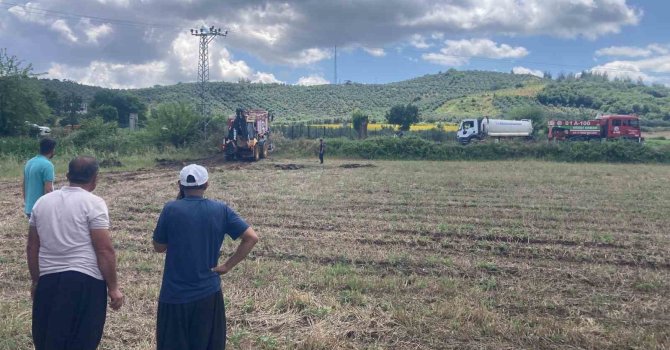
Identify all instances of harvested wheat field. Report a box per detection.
[1,159,669,349]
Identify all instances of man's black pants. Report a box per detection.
[156,290,226,350]
[319,153,324,164]
[32,271,107,350]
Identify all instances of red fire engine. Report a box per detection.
[548,115,642,142]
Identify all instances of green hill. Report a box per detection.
[35,70,670,124]
[131,70,540,122]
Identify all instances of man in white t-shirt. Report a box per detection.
[26,156,124,350]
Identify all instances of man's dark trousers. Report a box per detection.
[32,271,107,350]
[156,290,226,350]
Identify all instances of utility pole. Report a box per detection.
[190,25,227,139]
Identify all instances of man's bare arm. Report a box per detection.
[43,181,53,194]
[212,227,259,275]
[26,226,40,294]
[90,228,124,310]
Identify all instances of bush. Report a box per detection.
[0,137,39,159]
[147,102,200,147]
[275,136,670,163]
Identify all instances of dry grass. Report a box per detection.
[1,158,668,349]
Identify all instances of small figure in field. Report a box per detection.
[27,156,123,350]
[23,138,57,218]
[153,164,259,350]
[318,138,325,164]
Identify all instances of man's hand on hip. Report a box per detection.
[211,264,231,275]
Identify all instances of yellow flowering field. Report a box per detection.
[310,123,459,132]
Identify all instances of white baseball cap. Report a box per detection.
[179,164,209,187]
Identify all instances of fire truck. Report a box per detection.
[548,115,642,142]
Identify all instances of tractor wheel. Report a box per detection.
[253,145,260,161]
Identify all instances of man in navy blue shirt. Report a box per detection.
[153,164,258,350]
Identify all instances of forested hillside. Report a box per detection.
[131,70,538,122]
[537,74,670,121]
[33,70,670,124]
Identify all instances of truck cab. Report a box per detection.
[457,119,480,144]
[596,115,642,141]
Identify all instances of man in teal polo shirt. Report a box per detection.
[23,138,57,218]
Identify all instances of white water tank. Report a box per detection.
[481,118,533,137]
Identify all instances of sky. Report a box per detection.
[1,0,669,89]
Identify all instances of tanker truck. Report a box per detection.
[457,117,533,145]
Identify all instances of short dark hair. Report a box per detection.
[39,138,57,155]
[68,156,99,184]
[182,175,207,190]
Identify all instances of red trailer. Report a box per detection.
[548,115,642,142]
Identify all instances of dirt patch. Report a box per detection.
[99,158,123,168]
[340,163,376,169]
[155,158,186,168]
[274,163,304,170]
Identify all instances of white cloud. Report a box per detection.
[169,32,198,77]
[47,60,169,89]
[10,5,81,43]
[512,66,544,78]
[219,0,640,66]
[51,20,78,43]
[296,75,329,86]
[3,0,644,87]
[7,3,50,24]
[588,54,670,84]
[282,48,332,66]
[596,46,652,58]
[168,33,277,84]
[251,72,282,84]
[95,0,130,7]
[422,39,528,66]
[217,47,254,82]
[589,61,652,82]
[44,34,281,88]
[80,19,113,44]
[647,44,670,55]
[402,0,641,40]
[363,47,386,57]
[409,34,431,49]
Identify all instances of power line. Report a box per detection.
[0,0,180,29]
[1,0,667,79]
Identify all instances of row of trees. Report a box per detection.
[1,48,148,135]
[41,89,147,127]
[0,49,49,136]
[537,73,670,120]
[349,104,422,139]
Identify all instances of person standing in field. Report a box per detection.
[153,164,259,350]
[23,138,57,218]
[27,156,124,350]
[318,138,325,164]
